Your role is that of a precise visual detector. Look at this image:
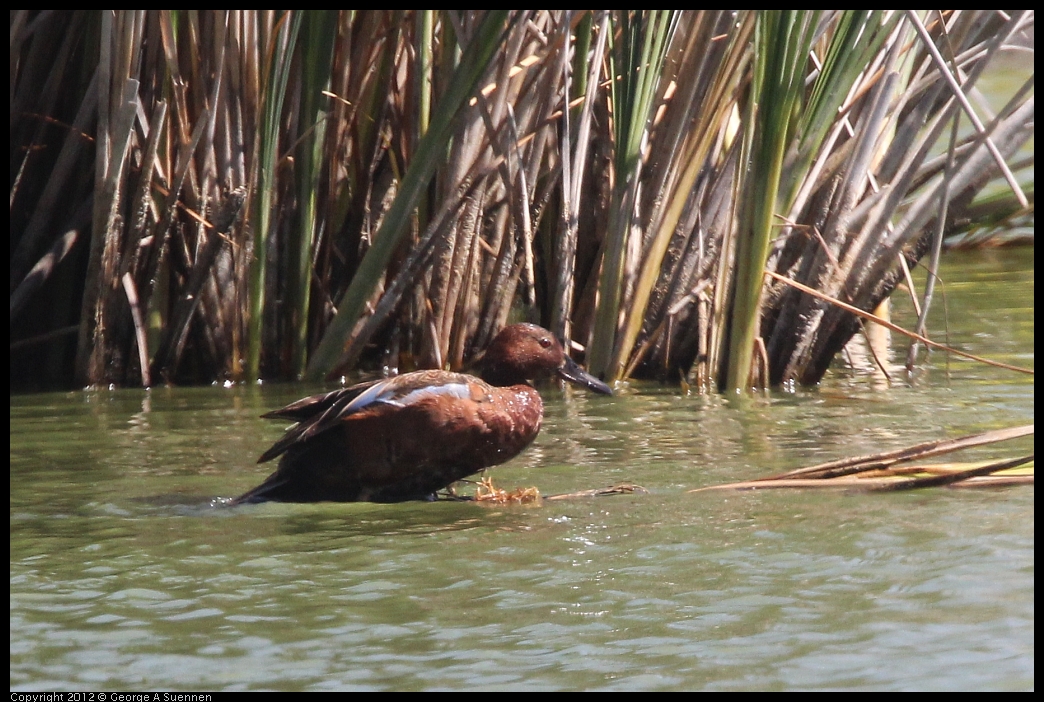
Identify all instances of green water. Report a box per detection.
[10,248,1034,691]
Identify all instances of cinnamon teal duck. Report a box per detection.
[233,323,612,503]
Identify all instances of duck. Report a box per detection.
[232,323,612,503]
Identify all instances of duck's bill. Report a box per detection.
[557,355,613,395]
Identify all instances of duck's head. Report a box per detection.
[479,323,612,395]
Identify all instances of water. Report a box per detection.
[10,248,1034,690]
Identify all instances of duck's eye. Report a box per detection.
[539,337,552,348]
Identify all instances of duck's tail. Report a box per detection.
[229,471,293,505]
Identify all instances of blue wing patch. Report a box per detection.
[345,379,473,412]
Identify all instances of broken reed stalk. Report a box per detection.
[690,424,1033,492]
[764,271,1035,377]
[757,424,1034,481]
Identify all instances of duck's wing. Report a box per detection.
[257,381,384,464]
[256,372,477,464]
[260,381,383,421]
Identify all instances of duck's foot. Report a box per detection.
[435,487,474,501]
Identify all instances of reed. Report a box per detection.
[9,11,1033,390]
